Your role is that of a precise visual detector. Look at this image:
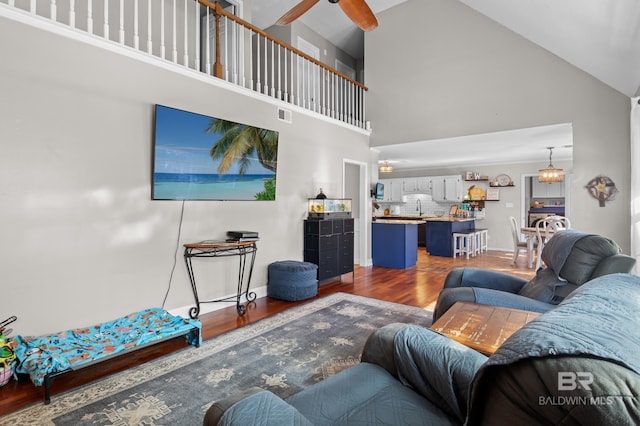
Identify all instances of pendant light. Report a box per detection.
[538,147,564,183]
[379,161,393,173]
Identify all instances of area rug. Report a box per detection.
[2,293,433,425]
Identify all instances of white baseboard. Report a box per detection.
[167,285,268,319]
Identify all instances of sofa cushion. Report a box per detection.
[559,235,619,284]
[518,267,565,303]
[286,362,459,426]
[217,389,313,426]
[467,356,640,425]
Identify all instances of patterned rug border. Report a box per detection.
[2,293,432,424]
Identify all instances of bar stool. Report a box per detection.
[475,228,489,253]
[453,231,476,259]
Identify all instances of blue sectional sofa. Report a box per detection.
[204,273,640,425]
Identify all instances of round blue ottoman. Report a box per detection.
[267,260,318,301]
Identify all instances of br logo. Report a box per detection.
[558,372,593,391]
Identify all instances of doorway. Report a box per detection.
[520,173,572,227]
[343,159,369,266]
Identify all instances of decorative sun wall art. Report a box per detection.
[585,175,618,207]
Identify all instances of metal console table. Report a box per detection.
[183,240,258,318]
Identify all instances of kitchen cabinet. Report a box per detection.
[403,177,432,195]
[402,178,418,193]
[425,218,475,257]
[432,175,463,202]
[417,177,432,193]
[532,180,564,198]
[379,179,406,203]
[372,222,418,268]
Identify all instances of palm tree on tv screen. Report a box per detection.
[206,119,278,175]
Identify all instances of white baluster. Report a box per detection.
[29,0,35,14]
[256,33,261,93]
[270,39,275,97]
[231,20,238,84]
[87,0,93,34]
[321,68,326,115]
[147,0,152,54]
[336,75,339,120]
[263,36,268,94]
[290,49,295,105]
[69,0,75,28]
[240,25,246,88]
[171,0,177,63]
[224,16,228,81]
[205,8,210,74]
[160,0,165,59]
[103,0,109,40]
[276,45,281,100]
[283,46,288,102]
[133,0,139,49]
[50,0,56,21]
[183,0,188,66]
[362,88,367,128]
[119,0,124,44]
[194,1,200,72]
[248,29,254,90]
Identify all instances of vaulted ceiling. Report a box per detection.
[252,0,640,170]
[253,0,640,98]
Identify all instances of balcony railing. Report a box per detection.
[2,0,368,129]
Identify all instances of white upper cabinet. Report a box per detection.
[532,180,565,198]
[379,179,406,203]
[432,175,463,202]
[402,178,419,193]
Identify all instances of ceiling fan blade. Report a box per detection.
[276,0,321,25]
[339,0,378,31]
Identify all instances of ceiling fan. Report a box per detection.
[276,0,379,32]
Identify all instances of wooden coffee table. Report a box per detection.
[430,302,541,354]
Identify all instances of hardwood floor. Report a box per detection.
[0,249,534,416]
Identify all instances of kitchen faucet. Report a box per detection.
[416,199,422,216]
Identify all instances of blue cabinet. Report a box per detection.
[372,222,418,269]
[425,220,475,257]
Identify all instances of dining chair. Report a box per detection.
[509,216,529,265]
[535,215,571,269]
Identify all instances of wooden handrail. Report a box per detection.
[195,0,368,91]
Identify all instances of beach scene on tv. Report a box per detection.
[153,105,278,200]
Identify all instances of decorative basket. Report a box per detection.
[0,366,13,387]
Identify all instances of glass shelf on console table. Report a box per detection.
[183,240,258,318]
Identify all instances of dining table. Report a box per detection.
[520,227,555,269]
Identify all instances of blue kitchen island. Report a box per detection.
[425,217,475,257]
[372,220,423,268]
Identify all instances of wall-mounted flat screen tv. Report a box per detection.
[375,182,384,200]
[152,105,279,200]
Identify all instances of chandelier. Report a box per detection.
[538,147,564,183]
[379,161,394,173]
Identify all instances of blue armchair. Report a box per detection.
[433,230,635,321]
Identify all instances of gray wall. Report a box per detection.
[0,13,369,335]
[365,0,631,252]
[265,21,358,78]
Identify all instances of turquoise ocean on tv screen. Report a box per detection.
[153,173,274,200]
